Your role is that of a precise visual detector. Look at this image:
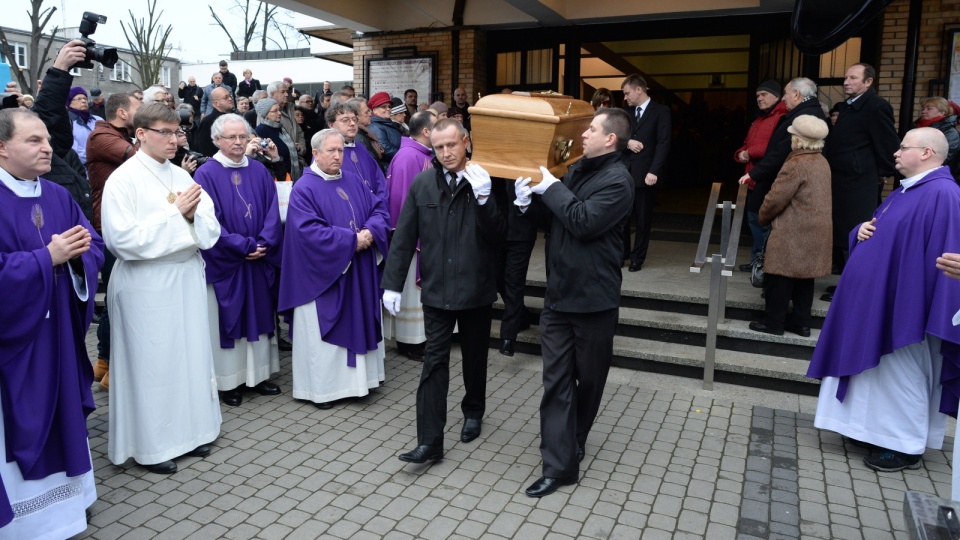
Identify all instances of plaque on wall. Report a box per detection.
[364,54,436,103]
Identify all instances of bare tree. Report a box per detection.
[0,0,59,96]
[210,0,263,53]
[121,0,173,89]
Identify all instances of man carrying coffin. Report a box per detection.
[195,113,284,407]
[279,129,390,409]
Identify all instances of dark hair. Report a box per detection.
[324,101,359,125]
[621,74,648,92]
[219,60,228,67]
[431,117,469,139]
[404,88,417,97]
[595,108,631,152]
[590,87,614,110]
[408,110,436,136]
[854,63,876,83]
[134,102,178,131]
[105,92,135,121]
[0,108,40,142]
[339,84,355,92]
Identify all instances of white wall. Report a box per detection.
[180,56,353,88]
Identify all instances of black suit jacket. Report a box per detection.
[620,100,672,188]
[237,78,261,99]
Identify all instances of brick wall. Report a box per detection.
[352,28,486,106]
[879,0,960,126]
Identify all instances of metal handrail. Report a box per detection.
[689,182,748,390]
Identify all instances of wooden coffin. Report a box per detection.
[469,93,594,183]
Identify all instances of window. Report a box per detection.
[6,42,27,68]
[495,48,554,88]
[160,66,171,88]
[111,61,132,82]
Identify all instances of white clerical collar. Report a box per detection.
[900,167,937,192]
[135,150,169,171]
[310,161,342,180]
[213,151,248,168]
[344,141,356,147]
[0,166,41,197]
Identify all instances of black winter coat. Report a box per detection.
[382,161,506,310]
[31,66,94,221]
[525,151,634,313]
[745,97,827,214]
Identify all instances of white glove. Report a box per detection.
[530,166,559,195]
[514,177,532,207]
[463,163,492,200]
[383,290,402,316]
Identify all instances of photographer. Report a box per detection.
[15,39,94,221]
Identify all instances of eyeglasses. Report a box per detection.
[143,127,179,138]
[898,145,934,154]
[336,116,359,125]
[218,134,250,142]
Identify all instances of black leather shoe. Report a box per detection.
[315,401,334,410]
[826,285,837,293]
[820,293,833,302]
[253,381,281,395]
[461,418,482,442]
[186,444,212,458]
[748,321,784,336]
[142,460,177,474]
[525,476,577,498]
[222,389,242,407]
[578,446,585,463]
[784,323,811,338]
[398,445,443,464]
[499,339,514,357]
[628,262,642,272]
[278,337,292,351]
[738,263,752,272]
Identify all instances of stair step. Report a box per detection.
[489,319,820,396]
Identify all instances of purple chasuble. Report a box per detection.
[806,166,960,416]
[386,137,433,229]
[0,180,103,526]
[196,159,283,348]
[344,144,387,207]
[278,167,390,366]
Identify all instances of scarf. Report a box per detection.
[69,107,92,124]
[916,115,945,128]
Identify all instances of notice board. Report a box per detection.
[364,54,436,103]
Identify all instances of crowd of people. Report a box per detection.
[4,35,960,537]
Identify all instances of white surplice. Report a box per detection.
[292,300,386,404]
[102,153,223,466]
[381,257,426,344]
[206,285,280,390]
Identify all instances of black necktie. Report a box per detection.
[448,172,457,191]
[635,106,643,121]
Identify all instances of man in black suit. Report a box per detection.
[236,69,261,100]
[218,60,238,101]
[514,108,634,497]
[822,63,899,282]
[621,74,671,272]
[177,76,204,115]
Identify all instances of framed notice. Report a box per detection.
[948,29,960,104]
[364,54,436,104]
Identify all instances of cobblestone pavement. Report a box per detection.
[78,328,953,539]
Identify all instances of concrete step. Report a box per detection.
[489,319,820,396]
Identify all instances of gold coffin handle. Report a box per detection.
[554,137,574,163]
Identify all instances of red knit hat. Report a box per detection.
[368,92,391,109]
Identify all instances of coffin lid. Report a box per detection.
[470,93,594,123]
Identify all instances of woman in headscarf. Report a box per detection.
[254,97,302,181]
[67,86,102,165]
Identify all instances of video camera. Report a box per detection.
[76,12,118,70]
[178,109,194,127]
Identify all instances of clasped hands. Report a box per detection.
[356,229,374,252]
[175,183,203,222]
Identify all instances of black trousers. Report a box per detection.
[538,306,618,478]
[627,185,657,265]
[417,304,491,448]
[763,273,814,332]
[96,248,117,362]
[497,238,536,339]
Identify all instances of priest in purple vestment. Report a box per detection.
[196,114,284,407]
[325,101,387,207]
[807,127,960,473]
[0,108,103,536]
[278,129,390,409]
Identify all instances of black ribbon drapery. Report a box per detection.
[791,0,895,55]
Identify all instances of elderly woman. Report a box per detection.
[67,86,102,165]
[254,97,301,181]
[915,96,959,166]
[748,115,832,337]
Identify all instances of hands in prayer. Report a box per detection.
[356,229,374,252]
[175,183,203,222]
[47,225,91,265]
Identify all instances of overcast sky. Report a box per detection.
[8,0,311,64]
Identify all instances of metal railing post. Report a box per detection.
[703,253,722,390]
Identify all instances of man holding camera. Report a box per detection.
[178,76,204,115]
